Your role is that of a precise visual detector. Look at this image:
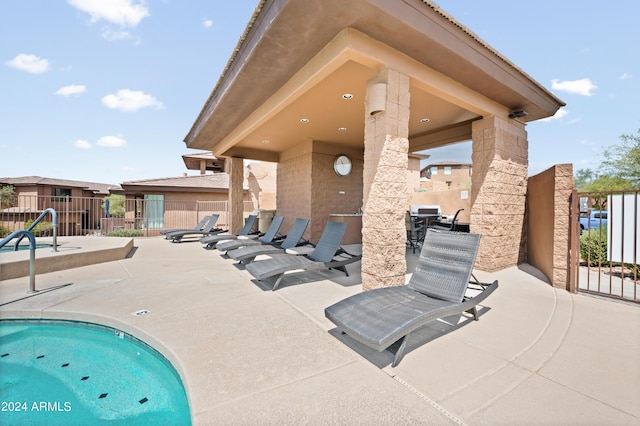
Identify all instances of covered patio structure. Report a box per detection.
[184,0,565,290]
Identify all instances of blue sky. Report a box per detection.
[2,0,638,185]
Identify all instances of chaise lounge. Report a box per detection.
[160,215,211,236]
[324,228,498,367]
[200,214,258,249]
[216,215,285,254]
[227,218,310,263]
[167,214,225,242]
[245,220,361,290]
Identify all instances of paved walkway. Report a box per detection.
[1,237,639,425]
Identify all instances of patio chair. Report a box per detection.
[406,211,425,254]
[245,220,361,290]
[200,215,258,249]
[324,228,498,367]
[428,208,466,231]
[167,215,226,242]
[216,215,285,254]
[160,215,211,236]
[227,218,310,264]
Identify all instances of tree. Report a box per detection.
[102,194,125,217]
[599,128,640,188]
[575,128,640,191]
[0,185,15,209]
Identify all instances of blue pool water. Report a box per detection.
[0,319,191,425]
[0,244,53,253]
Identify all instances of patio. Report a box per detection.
[1,237,638,424]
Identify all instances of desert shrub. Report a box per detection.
[24,220,53,237]
[0,224,10,238]
[580,228,608,266]
[105,229,143,237]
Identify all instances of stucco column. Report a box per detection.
[361,68,410,290]
[226,157,245,234]
[470,115,528,271]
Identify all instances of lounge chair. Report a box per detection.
[160,215,211,236]
[245,220,361,290]
[200,215,258,249]
[167,215,225,242]
[227,218,310,263]
[216,215,285,254]
[324,229,498,367]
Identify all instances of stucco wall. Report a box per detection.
[527,164,574,288]
[411,190,471,222]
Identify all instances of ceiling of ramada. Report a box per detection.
[184,0,564,162]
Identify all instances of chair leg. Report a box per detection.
[392,335,409,367]
[271,273,285,291]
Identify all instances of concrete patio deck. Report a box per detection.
[1,236,638,425]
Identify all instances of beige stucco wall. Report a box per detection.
[411,190,471,223]
[527,164,574,289]
[277,140,363,242]
[245,161,277,210]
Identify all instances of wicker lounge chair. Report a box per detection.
[167,215,225,242]
[325,229,498,367]
[245,220,361,290]
[200,215,258,249]
[216,215,285,254]
[227,218,310,263]
[160,215,211,236]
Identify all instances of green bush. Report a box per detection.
[0,224,10,238]
[580,228,608,266]
[105,229,143,237]
[24,220,53,237]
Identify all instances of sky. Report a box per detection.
[1,0,639,185]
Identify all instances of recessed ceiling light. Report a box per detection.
[420,118,430,123]
[338,127,347,132]
[262,139,270,144]
[342,94,353,100]
[300,118,309,123]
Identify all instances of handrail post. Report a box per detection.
[0,229,38,293]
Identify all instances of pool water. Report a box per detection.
[0,244,53,253]
[0,319,191,425]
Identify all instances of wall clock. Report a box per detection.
[333,154,352,176]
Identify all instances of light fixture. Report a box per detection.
[508,110,528,119]
[262,139,270,144]
[300,118,309,123]
[420,118,430,123]
[342,93,353,100]
[338,127,347,132]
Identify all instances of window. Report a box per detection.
[430,166,438,175]
[143,194,164,228]
[51,188,71,202]
[444,166,452,175]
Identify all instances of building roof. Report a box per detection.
[182,151,226,173]
[119,173,248,194]
[0,176,120,195]
[184,0,565,160]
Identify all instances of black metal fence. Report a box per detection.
[570,189,639,303]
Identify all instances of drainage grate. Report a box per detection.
[1,353,9,357]
[139,397,148,404]
[131,309,150,316]
[61,363,69,368]
[81,376,89,381]
[99,393,108,399]
[37,355,45,359]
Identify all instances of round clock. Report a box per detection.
[333,154,352,176]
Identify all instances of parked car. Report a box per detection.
[579,210,608,232]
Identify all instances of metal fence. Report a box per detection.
[570,189,639,303]
[0,194,255,238]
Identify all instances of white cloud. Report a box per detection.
[101,89,164,112]
[203,19,213,28]
[551,78,597,96]
[67,0,149,27]
[56,84,87,97]
[619,73,632,80]
[539,108,569,123]
[74,139,92,149]
[6,53,50,74]
[101,28,134,41]
[97,136,127,147]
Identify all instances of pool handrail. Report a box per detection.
[0,230,38,293]
[14,207,58,253]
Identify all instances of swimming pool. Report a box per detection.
[0,319,191,425]
[0,244,53,253]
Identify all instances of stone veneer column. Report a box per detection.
[471,116,528,271]
[226,157,245,234]
[552,164,574,288]
[361,68,410,290]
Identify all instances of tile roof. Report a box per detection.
[0,176,120,195]
[120,173,248,191]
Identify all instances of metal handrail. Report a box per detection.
[14,207,58,252]
[0,230,38,293]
